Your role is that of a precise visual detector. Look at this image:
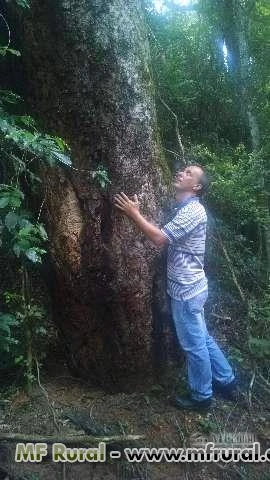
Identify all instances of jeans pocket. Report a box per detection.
[184,289,208,314]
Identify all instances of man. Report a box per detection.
[114,164,238,411]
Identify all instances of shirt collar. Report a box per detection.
[174,195,199,211]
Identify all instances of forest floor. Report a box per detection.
[0,359,270,480]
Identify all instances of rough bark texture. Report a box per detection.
[14,0,172,391]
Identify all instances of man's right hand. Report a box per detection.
[114,192,140,218]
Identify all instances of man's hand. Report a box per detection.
[114,192,139,218]
[114,191,168,247]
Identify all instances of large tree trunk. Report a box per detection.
[14,0,171,391]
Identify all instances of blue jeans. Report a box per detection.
[171,289,235,401]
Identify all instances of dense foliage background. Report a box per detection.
[145,0,270,371]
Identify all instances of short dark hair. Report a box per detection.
[189,163,210,197]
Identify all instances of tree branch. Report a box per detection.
[0,433,143,445]
[215,231,246,302]
[158,95,185,164]
[0,14,11,49]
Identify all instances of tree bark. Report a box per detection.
[14,0,171,391]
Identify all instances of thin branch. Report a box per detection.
[164,148,183,159]
[144,18,186,164]
[256,372,270,396]
[212,232,265,291]
[37,195,46,223]
[210,313,231,320]
[158,95,185,163]
[0,183,18,189]
[248,370,256,407]
[0,432,143,445]
[215,230,245,301]
[35,359,60,432]
[0,14,11,49]
[173,415,186,447]
[145,20,165,54]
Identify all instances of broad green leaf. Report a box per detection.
[18,218,31,228]
[54,137,69,151]
[25,248,45,263]
[16,239,32,251]
[8,196,22,208]
[25,248,40,263]
[17,224,34,238]
[0,197,9,209]
[5,212,19,231]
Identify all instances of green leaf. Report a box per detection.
[17,224,34,238]
[5,212,19,231]
[16,116,36,128]
[0,313,18,338]
[8,196,22,208]
[0,197,9,209]
[0,47,21,57]
[6,48,21,56]
[13,244,21,257]
[52,150,72,167]
[25,248,40,263]
[14,355,24,365]
[0,323,10,336]
[35,326,47,336]
[54,137,69,151]
[0,90,21,104]
[0,188,24,210]
[14,0,30,8]
[18,218,31,228]
[16,238,32,251]
[25,248,46,263]
[38,224,48,241]
[0,314,18,326]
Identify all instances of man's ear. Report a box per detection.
[193,184,202,193]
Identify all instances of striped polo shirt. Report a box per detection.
[161,196,208,301]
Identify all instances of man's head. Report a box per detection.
[173,164,209,197]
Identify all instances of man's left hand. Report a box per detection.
[114,192,140,217]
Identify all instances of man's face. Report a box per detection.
[173,165,203,195]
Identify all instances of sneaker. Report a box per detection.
[173,394,212,412]
[213,378,241,402]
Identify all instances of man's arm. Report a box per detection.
[114,192,169,248]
